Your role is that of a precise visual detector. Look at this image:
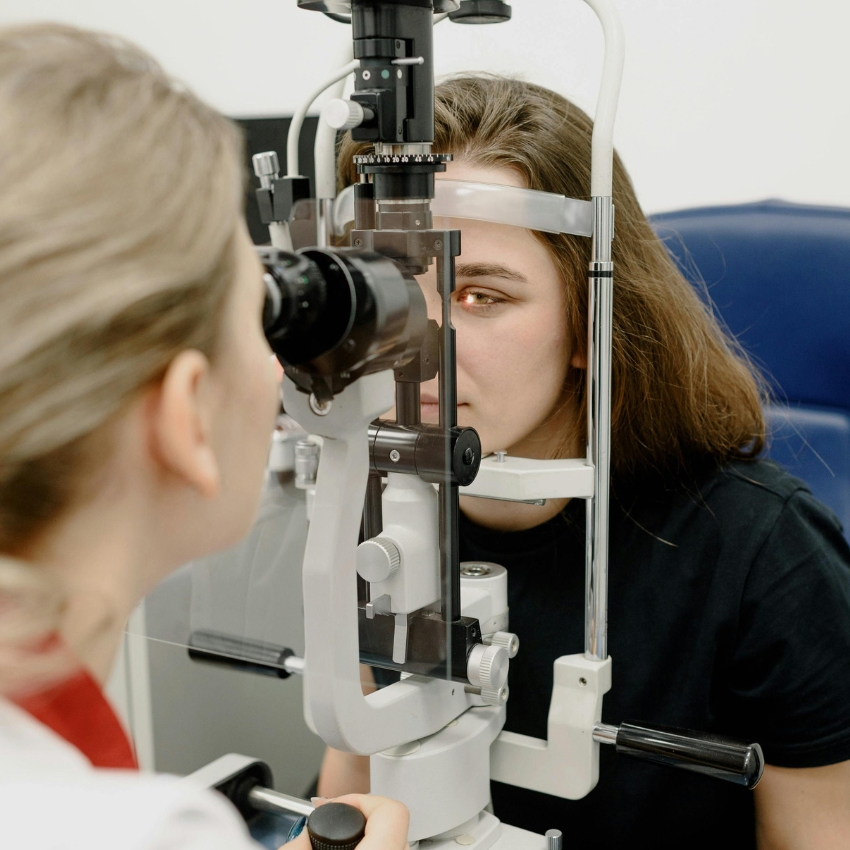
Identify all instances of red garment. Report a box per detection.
[12,666,138,769]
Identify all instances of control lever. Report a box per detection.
[187,630,304,679]
[189,755,364,849]
[593,722,764,788]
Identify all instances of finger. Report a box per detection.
[282,826,312,850]
[331,794,410,850]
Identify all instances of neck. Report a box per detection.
[20,493,161,686]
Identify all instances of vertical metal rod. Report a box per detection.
[359,472,384,605]
[436,244,461,634]
[363,473,383,539]
[395,382,421,426]
[585,196,614,661]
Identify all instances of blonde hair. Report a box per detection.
[340,76,767,480]
[0,24,245,691]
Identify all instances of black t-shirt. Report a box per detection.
[459,459,850,849]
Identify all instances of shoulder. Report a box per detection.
[618,458,844,550]
[0,771,257,850]
[0,697,90,776]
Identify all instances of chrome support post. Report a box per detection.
[585,196,615,661]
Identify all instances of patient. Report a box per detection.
[320,75,850,850]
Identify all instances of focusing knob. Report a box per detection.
[488,631,520,659]
[467,643,509,691]
[356,536,401,584]
[480,684,510,706]
[323,98,368,131]
[307,802,366,850]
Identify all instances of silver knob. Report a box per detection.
[480,684,509,706]
[467,643,509,691]
[487,631,520,659]
[252,151,280,189]
[294,439,319,489]
[356,536,401,584]
[322,98,367,131]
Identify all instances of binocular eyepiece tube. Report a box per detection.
[258,245,428,403]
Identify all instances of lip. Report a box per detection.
[420,395,468,406]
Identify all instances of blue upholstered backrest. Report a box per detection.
[650,200,850,536]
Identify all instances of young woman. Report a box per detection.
[320,76,850,848]
[0,24,408,850]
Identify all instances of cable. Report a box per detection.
[287,59,360,178]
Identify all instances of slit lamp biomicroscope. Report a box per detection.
[185,3,765,846]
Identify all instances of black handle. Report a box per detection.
[187,630,294,679]
[307,802,366,850]
[616,721,764,788]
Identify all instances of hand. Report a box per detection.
[286,794,410,850]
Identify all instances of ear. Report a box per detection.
[147,350,221,499]
[570,349,587,370]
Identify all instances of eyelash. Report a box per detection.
[455,288,506,312]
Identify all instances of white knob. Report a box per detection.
[322,98,366,131]
[467,643,509,691]
[488,631,520,659]
[480,684,509,706]
[356,536,401,584]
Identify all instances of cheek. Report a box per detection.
[457,306,570,450]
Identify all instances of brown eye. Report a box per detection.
[456,288,504,311]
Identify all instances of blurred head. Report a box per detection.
[0,24,279,689]
[339,76,767,477]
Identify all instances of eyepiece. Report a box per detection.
[258,246,427,402]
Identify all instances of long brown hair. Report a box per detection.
[338,75,766,480]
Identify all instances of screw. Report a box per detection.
[309,395,332,417]
[434,239,443,249]
[495,451,507,463]
[463,447,475,465]
[354,238,363,247]
[362,69,371,80]
[579,677,587,687]
[389,450,401,463]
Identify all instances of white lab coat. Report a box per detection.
[0,697,263,850]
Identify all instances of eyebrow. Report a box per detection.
[455,262,529,284]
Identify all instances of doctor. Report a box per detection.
[0,23,408,850]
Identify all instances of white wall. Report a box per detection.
[3,0,849,214]
[2,1,847,213]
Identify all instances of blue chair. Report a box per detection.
[650,200,850,537]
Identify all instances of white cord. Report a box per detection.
[288,59,361,178]
[581,0,625,197]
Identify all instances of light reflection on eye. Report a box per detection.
[455,289,505,311]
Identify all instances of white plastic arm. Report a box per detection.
[285,372,472,754]
[315,43,355,199]
[583,0,625,197]
[288,59,360,178]
[491,655,612,799]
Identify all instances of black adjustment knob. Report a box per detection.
[307,802,366,850]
